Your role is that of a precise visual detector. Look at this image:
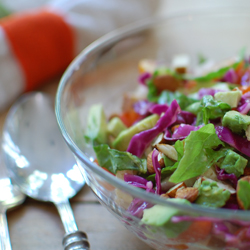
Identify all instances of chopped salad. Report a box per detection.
[85,52,250,248]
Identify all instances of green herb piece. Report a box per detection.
[93,144,147,174]
[158,90,198,110]
[186,95,231,125]
[189,61,242,82]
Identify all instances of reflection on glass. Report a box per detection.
[66,164,84,184]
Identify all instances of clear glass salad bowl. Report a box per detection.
[55,7,250,250]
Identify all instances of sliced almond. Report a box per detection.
[116,170,137,180]
[203,166,218,181]
[175,187,199,203]
[158,152,165,168]
[147,151,154,174]
[167,182,186,198]
[246,125,250,141]
[244,167,250,176]
[160,193,170,199]
[152,133,165,147]
[147,150,164,174]
[156,144,178,161]
[138,59,156,74]
[171,54,190,74]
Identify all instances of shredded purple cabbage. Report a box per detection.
[127,100,181,157]
[223,68,238,84]
[215,126,250,157]
[179,111,196,125]
[148,104,168,115]
[152,149,162,195]
[172,124,202,139]
[127,198,153,218]
[241,71,250,86]
[138,72,152,86]
[215,166,238,188]
[124,173,155,193]
[238,102,250,115]
[238,92,250,114]
[133,100,154,116]
[198,88,225,99]
[198,88,218,99]
[223,200,239,210]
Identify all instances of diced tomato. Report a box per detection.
[177,220,212,243]
[119,110,141,127]
[239,86,250,94]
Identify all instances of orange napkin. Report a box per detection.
[0,0,158,110]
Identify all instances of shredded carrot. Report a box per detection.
[239,86,250,94]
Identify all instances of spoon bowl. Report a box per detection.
[2,92,89,250]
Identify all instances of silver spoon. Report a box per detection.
[2,92,90,250]
[0,146,25,250]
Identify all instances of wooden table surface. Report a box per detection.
[0,78,154,250]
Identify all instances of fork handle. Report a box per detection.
[63,231,90,250]
[0,212,12,250]
[55,200,90,250]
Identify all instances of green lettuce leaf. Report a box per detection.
[169,124,224,183]
[93,144,147,174]
[158,90,198,110]
[186,95,231,125]
[189,60,242,82]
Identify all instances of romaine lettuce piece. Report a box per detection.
[85,104,108,145]
[169,124,224,183]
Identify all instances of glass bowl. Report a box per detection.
[56,7,250,250]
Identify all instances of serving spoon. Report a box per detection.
[0,146,25,250]
[2,92,90,250]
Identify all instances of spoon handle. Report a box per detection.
[0,212,12,250]
[55,200,90,250]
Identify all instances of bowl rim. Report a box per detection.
[56,7,250,220]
